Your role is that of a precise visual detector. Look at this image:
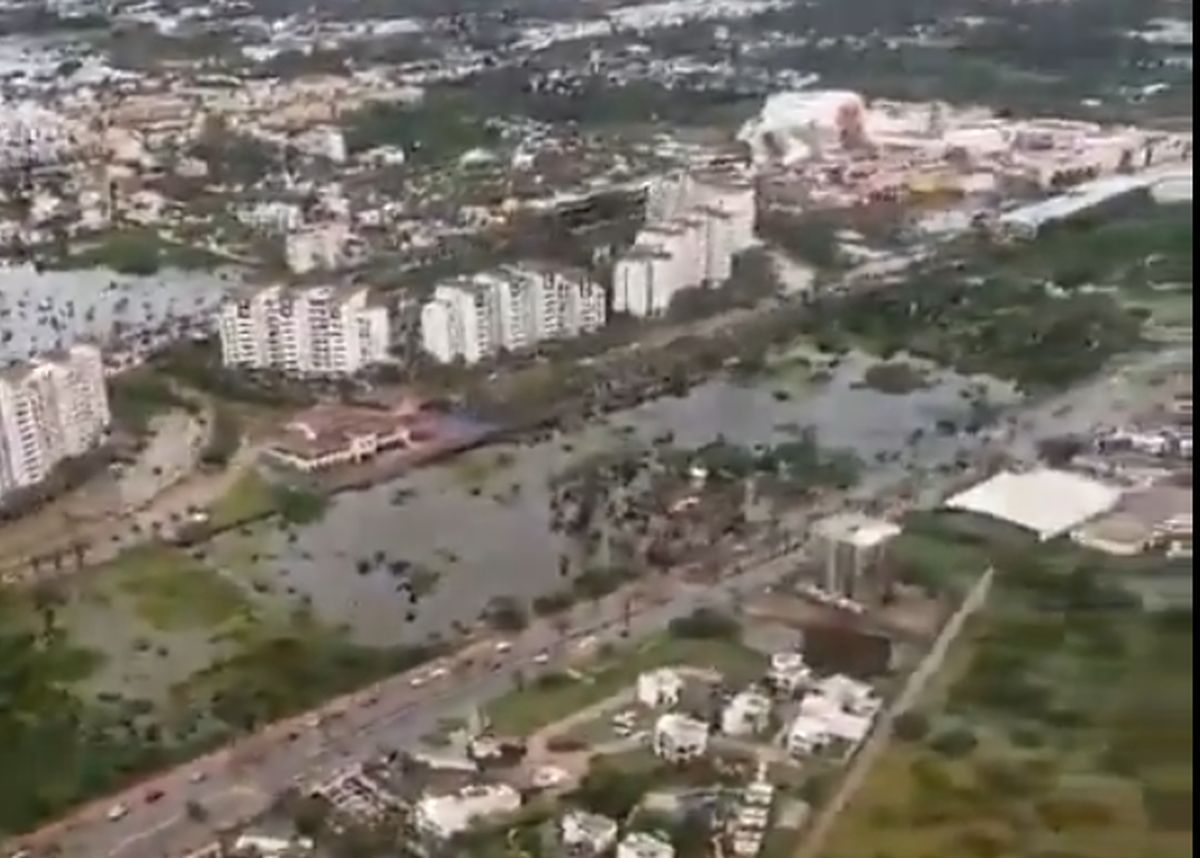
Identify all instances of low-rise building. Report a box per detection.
[637,668,684,709]
[617,831,675,858]
[561,810,619,854]
[766,651,811,697]
[652,713,709,763]
[263,401,436,473]
[786,674,880,757]
[415,783,522,840]
[720,690,773,737]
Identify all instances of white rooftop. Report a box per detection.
[944,468,1122,540]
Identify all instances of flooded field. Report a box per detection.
[0,264,238,361]
[24,349,1021,707]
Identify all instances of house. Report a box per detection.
[652,713,709,762]
[786,675,880,757]
[561,810,619,854]
[766,652,811,696]
[414,784,522,839]
[721,690,773,737]
[617,831,675,858]
[727,763,776,857]
[637,668,684,709]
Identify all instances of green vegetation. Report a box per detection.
[273,485,329,526]
[825,541,1192,858]
[172,622,442,733]
[487,632,765,735]
[206,470,278,531]
[107,371,198,435]
[200,404,241,468]
[56,228,219,275]
[803,273,1145,392]
[757,211,845,270]
[0,626,167,838]
[108,546,253,632]
[667,607,741,640]
[860,361,930,395]
[343,93,500,163]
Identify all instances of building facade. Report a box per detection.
[420,265,606,364]
[0,343,110,501]
[614,170,757,318]
[218,285,391,376]
[810,513,901,601]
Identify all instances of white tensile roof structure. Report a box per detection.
[943,468,1122,541]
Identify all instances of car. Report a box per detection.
[533,651,550,665]
[409,675,426,688]
[145,789,165,804]
[188,771,207,784]
[106,804,129,822]
[495,641,513,654]
[428,666,449,680]
[575,635,597,651]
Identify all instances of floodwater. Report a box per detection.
[218,350,1017,647]
[46,348,1021,700]
[0,264,238,362]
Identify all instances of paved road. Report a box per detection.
[6,345,1187,858]
[7,544,806,858]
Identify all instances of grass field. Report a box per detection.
[487,633,766,735]
[108,545,254,632]
[205,468,278,530]
[822,543,1193,858]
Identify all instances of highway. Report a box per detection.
[9,543,806,858]
[6,344,1187,858]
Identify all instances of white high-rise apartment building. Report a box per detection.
[420,265,606,364]
[218,285,391,376]
[615,170,757,317]
[0,344,110,501]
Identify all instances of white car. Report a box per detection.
[533,651,550,665]
[409,675,426,688]
[494,641,513,654]
[106,804,129,822]
[428,665,449,680]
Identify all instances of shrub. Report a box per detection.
[930,727,978,758]
[668,607,740,640]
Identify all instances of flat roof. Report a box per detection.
[943,468,1122,541]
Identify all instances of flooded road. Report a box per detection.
[0,264,238,361]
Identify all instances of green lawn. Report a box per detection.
[206,469,278,530]
[487,634,765,735]
[109,545,254,632]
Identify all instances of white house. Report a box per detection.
[415,784,521,839]
[785,675,880,757]
[617,831,675,858]
[637,668,684,709]
[652,713,709,763]
[561,810,619,854]
[767,651,811,696]
[720,690,773,737]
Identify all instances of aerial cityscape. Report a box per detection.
[0,0,1192,856]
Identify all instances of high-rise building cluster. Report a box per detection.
[217,284,392,376]
[420,265,607,364]
[0,344,110,501]
[612,171,756,318]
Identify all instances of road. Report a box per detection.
[6,344,1187,858]
[7,543,806,858]
[794,566,995,858]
